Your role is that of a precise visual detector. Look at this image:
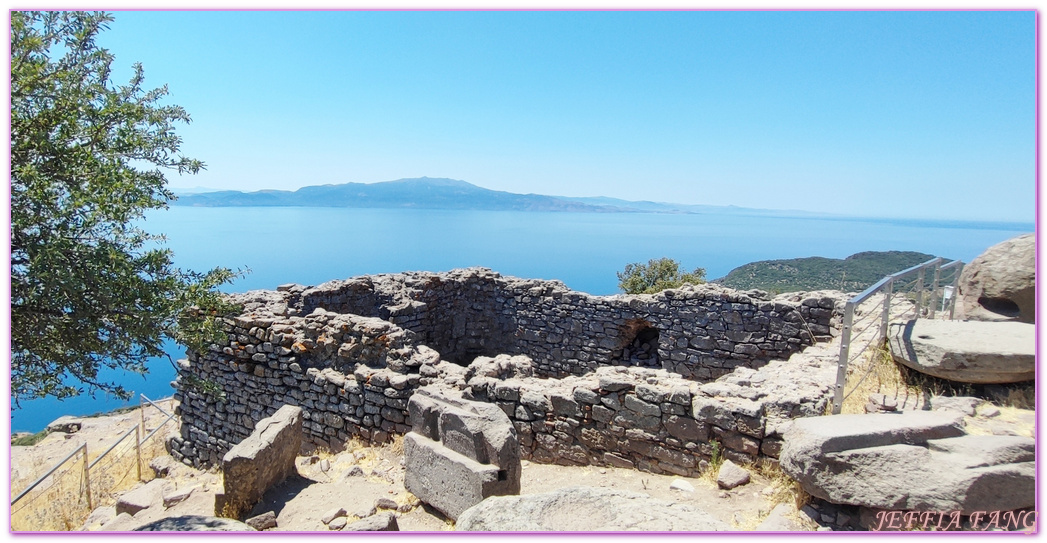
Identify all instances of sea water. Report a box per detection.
[10,206,1032,432]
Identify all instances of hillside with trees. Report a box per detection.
[715,251,942,294]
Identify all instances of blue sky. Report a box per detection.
[95,10,1035,221]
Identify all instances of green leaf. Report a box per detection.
[10,11,245,403]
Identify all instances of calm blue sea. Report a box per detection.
[10,207,1033,433]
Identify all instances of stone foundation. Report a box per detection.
[169,267,845,475]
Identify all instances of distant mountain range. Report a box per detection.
[170,177,826,217]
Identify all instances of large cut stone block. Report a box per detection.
[780,412,1034,514]
[888,319,1034,384]
[404,434,509,520]
[215,405,302,519]
[404,386,520,519]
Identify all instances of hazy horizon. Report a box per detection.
[166,175,1036,224]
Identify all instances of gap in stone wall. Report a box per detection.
[613,319,662,369]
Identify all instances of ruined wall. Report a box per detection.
[169,268,845,472]
[169,310,440,467]
[461,353,838,475]
[244,268,838,379]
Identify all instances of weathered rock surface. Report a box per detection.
[161,486,194,508]
[780,412,1034,514]
[244,511,277,531]
[930,396,983,416]
[888,319,1034,383]
[404,386,521,520]
[46,416,84,434]
[80,506,117,531]
[755,503,813,531]
[116,479,170,517]
[957,233,1035,323]
[716,460,750,490]
[465,354,535,381]
[214,405,303,519]
[133,515,256,531]
[344,512,399,531]
[456,486,732,531]
[320,507,346,525]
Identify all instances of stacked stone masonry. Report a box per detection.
[169,268,845,475]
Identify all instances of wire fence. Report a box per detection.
[830,258,964,414]
[10,395,177,531]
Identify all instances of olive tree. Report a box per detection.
[617,258,706,294]
[11,11,240,402]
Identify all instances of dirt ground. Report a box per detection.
[78,438,784,531]
[11,399,1035,533]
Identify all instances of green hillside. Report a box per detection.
[717,251,944,293]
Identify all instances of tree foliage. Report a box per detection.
[717,251,942,293]
[617,258,706,294]
[11,11,241,402]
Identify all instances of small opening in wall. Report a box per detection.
[497,469,508,481]
[617,319,660,368]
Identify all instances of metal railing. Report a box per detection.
[831,257,964,414]
[10,395,177,531]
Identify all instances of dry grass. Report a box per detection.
[695,440,723,488]
[839,342,924,415]
[386,434,405,456]
[10,451,92,531]
[993,384,1035,410]
[750,459,810,511]
[10,408,178,532]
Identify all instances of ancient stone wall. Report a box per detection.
[169,267,845,473]
[459,352,838,475]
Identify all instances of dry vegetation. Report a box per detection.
[10,405,177,532]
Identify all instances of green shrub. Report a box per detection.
[617,258,706,294]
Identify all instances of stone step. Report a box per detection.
[888,319,1034,384]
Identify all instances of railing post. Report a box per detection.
[832,301,856,415]
[135,427,143,482]
[81,445,92,510]
[949,263,964,320]
[140,394,146,442]
[915,268,926,316]
[879,279,893,342]
[929,260,942,319]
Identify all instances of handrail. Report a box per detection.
[139,394,175,419]
[11,444,87,505]
[88,426,139,470]
[831,256,962,414]
[848,257,942,306]
[11,394,179,528]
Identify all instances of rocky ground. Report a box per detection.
[83,441,797,531]
[11,397,1034,533]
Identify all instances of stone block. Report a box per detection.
[215,405,302,520]
[404,386,520,520]
[344,512,399,531]
[116,479,169,517]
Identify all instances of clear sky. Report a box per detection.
[93,10,1034,222]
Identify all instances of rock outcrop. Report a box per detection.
[456,486,732,531]
[779,411,1035,515]
[46,416,84,434]
[957,233,1035,323]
